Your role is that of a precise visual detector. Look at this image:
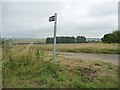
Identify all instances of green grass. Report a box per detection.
[2,44,119,88]
[3,55,118,88]
[3,55,67,88]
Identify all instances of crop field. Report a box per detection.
[2,43,119,88]
[13,38,46,44]
[32,43,119,54]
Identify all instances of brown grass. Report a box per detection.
[31,43,119,54]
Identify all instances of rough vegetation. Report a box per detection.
[2,43,118,88]
[101,30,120,43]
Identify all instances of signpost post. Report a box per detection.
[49,13,57,63]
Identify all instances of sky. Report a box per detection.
[1,0,119,38]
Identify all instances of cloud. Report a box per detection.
[2,1,118,38]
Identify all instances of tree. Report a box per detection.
[101,30,120,43]
[46,37,51,44]
[112,30,120,43]
[76,36,86,43]
[46,36,86,44]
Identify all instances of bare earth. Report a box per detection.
[49,52,118,66]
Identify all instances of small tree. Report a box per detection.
[76,36,86,43]
[46,37,51,44]
[101,30,120,43]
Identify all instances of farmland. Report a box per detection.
[31,43,119,54]
[2,42,119,88]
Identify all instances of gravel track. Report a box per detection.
[49,52,119,66]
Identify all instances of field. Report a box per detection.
[32,43,119,54]
[2,43,119,88]
[13,38,46,44]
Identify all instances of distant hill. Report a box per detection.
[8,38,46,44]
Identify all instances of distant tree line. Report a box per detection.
[46,36,86,44]
[0,38,2,45]
[2,38,13,45]
[101,30,120,43]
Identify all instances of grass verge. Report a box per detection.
[2,44,119,88]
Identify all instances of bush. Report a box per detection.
[101,30,120,43]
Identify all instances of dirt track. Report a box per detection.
[49,52,119,66]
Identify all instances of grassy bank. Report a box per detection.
[2,44,118,88]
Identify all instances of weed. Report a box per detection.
[2,44,118,88]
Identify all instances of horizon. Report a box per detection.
[2,36,102,39]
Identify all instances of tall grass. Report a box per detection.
[2,44,119,88]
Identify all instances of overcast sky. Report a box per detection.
[1,0,119,38]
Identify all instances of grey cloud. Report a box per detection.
[119,1,120,30]
[87,2,117,17]
[3,27,54,38]
[2,1,118,38]
[2,2,65,38]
